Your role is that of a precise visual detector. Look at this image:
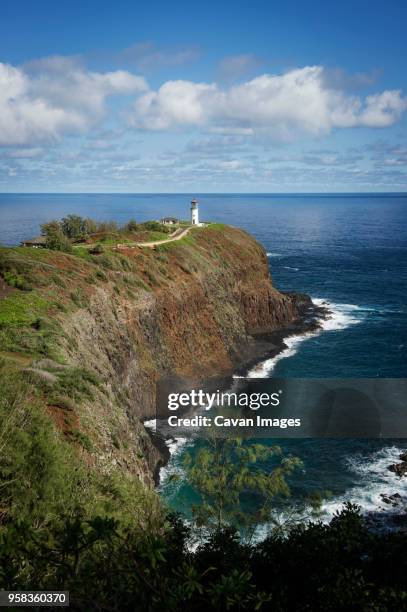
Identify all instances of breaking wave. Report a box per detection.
[320,445,407,522]
[247,298,364,377]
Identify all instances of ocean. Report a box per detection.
[1,192,407,524]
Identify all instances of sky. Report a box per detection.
[1,0,407,193]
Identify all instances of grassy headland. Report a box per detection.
[0,217,406,609]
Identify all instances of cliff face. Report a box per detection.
[0,225,309,485]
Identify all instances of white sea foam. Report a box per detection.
[247,298,363,377]
[283,266,299,271]
[320,445,407,522]
[144,420,192,489]
[266,252,282,258]
[144,418,156,432]
[249,445,407,542]
[159,436,191,490]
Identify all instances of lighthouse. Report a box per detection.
[190,198,199,225]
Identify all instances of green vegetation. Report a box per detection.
[141,220,171,233]
[2,270,32,291]
[89,243,105,254]
[0,360,162,527]
[125,219,139,232]
[60,215,94,240]
[155,229,197,252]
[52,367,100,402]
[35,214,179,252]
[1,367,406,609]
[184,439,302,536]
[1,218,406,608]
[41,221,73,253]
[0,292,47,327]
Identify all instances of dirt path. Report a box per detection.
[135,225,193,248]
[73,225,199,252]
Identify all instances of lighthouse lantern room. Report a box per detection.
[190,198,199,225]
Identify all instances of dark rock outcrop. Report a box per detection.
[388,462,407,477]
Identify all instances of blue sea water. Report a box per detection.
[1,192,407,521]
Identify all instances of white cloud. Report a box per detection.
[0,59,405,151]
[0,60,147,145]
[358,91,407,127]
[130,66,407,138]
[131,80,218,130]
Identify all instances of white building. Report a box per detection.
[161,217,178,226]
[190,198,199,225]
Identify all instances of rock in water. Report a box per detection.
[388,462,407,477]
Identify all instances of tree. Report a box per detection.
[40,221,72,252]
[125,219,138,233]
[97,221,118,233]
[60,215,87,240]
[83,218,98,235]
[184,438,302,536]
[141,220,170,233]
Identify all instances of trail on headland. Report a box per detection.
[136,225,193,248]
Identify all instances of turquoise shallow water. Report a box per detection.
[1,192,407,519]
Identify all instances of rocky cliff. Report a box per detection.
[0,224,312,486]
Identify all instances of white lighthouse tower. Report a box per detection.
[190,198,199,225]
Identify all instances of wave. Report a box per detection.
[247,298,363,377]
[144,418,156,432]
[158,436,192,495]
[320,445,407,522]
[283,266,299,271]
[249,445,407,542]
[266,252,282,258]
[313,298,363,330]
[144,419,193,488]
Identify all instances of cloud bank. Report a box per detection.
[0,59,147,145]
[131,67,407,137]
[0,61,406,146]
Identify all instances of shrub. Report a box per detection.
[0,368,81,523]
[70,289,88,308]
[95,269,107,281]
[53,367,100,402]
[141,220,171,233]
[89,243,105,255]
[2,271,32,291]
[60,215,88,240]
[125,219,138,232]
[83,217,98,234]
[1,505,407,610]
[97,220,119,233]
[144,269,159,286]
[68,428,93,452]
[41,221,72,253]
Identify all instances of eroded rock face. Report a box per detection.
[54,226,312,483]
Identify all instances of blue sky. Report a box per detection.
[1,0,406,192]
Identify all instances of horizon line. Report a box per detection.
[0,191,407,196]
